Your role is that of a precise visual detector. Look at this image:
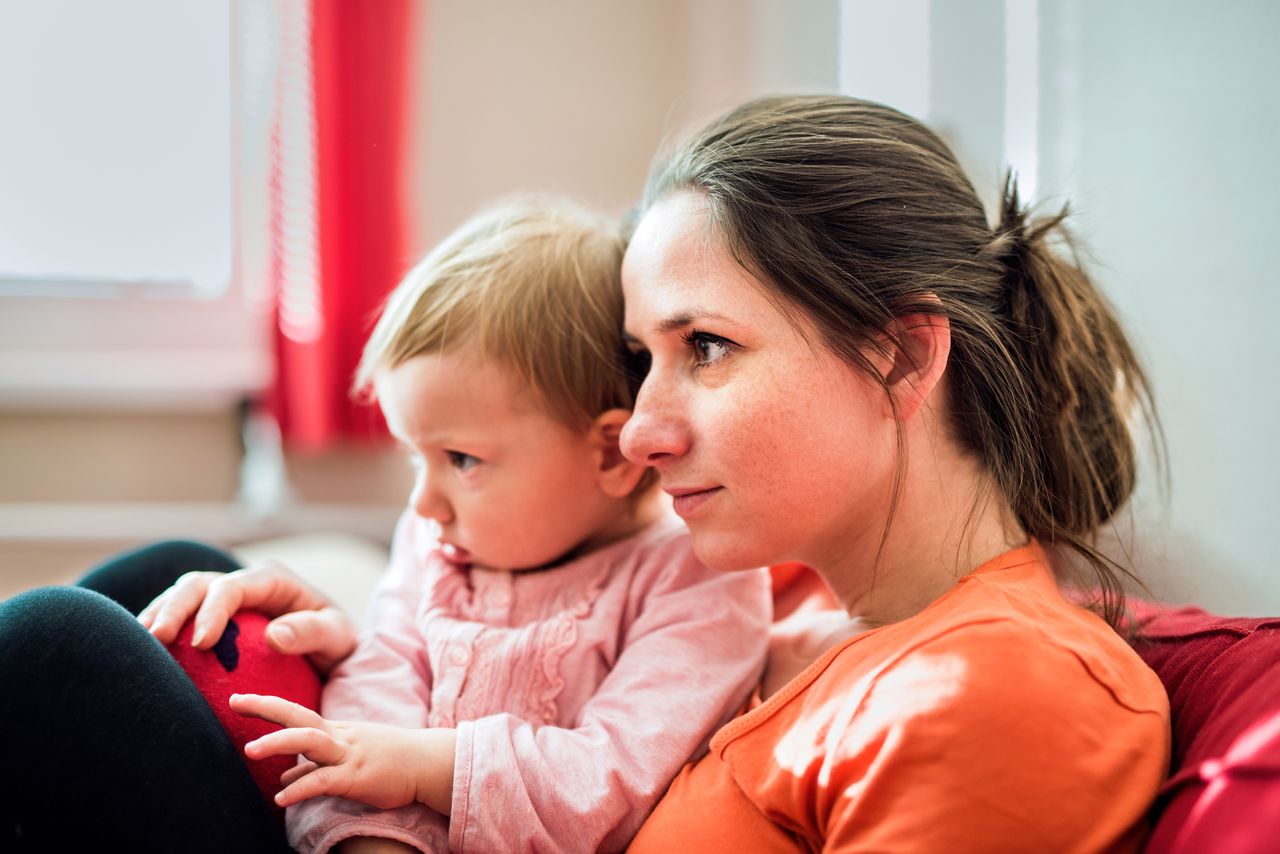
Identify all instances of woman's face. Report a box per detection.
[620,192,899,573]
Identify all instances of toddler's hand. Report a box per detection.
[231,693,454,812]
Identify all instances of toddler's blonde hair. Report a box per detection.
[355,195,636,431]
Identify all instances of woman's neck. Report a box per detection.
[816,421,1027,627]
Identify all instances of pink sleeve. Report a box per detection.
[287,511,447,854]
[315,511,434,727]
[449,550,771,853]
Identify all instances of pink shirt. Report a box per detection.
[288,511,771,853]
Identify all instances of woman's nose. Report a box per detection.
[620,378,691,466]
[410,468,453,525]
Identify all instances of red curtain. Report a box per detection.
[270,0,418,450]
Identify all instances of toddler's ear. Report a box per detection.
[591,408,649,498]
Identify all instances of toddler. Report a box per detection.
[232,197,771,853]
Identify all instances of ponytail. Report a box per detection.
[985,172,1160,625]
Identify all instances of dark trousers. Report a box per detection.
[0,541,292,852]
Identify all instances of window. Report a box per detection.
[0,0,275,410]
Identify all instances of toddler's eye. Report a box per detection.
[683,330,735,368]
[445,450,481,472]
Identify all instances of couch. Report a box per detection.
[1131,603,1280,853]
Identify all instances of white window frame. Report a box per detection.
[0,0,279,412]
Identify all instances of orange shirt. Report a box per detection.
[630,543,1170,852]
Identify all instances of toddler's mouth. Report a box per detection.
[440,542,472,568]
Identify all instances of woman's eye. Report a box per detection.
[445,450,481,472]
[683,330,734,367]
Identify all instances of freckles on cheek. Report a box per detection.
[722,400,792,495]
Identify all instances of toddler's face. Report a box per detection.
[375,350,621,572]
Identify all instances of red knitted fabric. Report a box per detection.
[1131,604,1280,854]
[167,609,322,812]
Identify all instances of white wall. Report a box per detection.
[842,0,1280,614]
[1037,0,1280,614]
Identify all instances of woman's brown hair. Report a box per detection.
[641,95,1159,628]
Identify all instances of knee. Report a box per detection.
[77,540,241,611]
[103,539,241,575]
[0,586,131,665]
[1,584,117,629]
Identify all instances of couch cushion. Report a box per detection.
[1131,604,1280,853]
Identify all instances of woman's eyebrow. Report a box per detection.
[628,311,734,340]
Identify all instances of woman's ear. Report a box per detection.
[591,408,650,498]
[881,303,951,422]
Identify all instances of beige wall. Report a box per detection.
[0,411,239,503]
[412,0,838,246]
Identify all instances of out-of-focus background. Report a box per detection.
[1,0,1276,615]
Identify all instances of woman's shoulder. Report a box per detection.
[715,570,1169,828]
[874,613,1168,722]
[857,565,1168,722]
[918,553,1168,717]
[716,578,1170,854]
[728,554,1167,750]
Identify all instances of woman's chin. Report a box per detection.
[689,530,777,573]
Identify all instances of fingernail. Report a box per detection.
[191,626,206,647]
[270,624,297,650]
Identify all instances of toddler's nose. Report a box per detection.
[411,469,453,525]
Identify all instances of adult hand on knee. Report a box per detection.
[137,560,357,675]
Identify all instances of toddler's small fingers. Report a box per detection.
[275,765,340,807]
[230,693,326,729]
[280,760,318,787]
[246,727,342,766]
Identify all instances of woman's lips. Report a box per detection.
[440,542,472,567]
[666,486,723,519]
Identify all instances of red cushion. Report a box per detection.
[1130,604,1280,853]
[167,609,322,811]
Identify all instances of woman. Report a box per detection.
[0,95,1168,851]
[614,95,1169,850]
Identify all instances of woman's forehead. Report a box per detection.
[623,194,712,286]
[622,195,792,339]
